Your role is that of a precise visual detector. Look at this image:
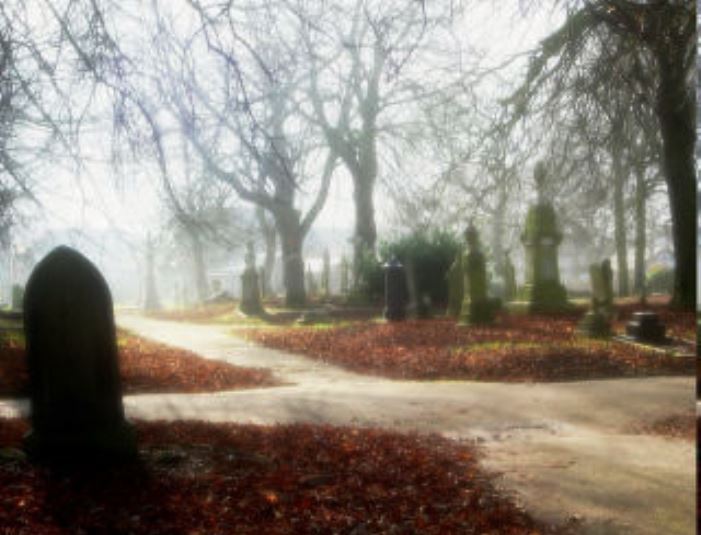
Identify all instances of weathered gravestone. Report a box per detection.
[445,256,464,318]
[459,223,496,325]
[23,246,137,463]
[240,242,263,315]
[519,162,569,312]
[577,259,614,337]
[625,311,667,344]
[383,256,408,321]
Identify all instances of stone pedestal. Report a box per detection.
[520,203,568,312]
[459,224,495,325]
[625,311,667,343]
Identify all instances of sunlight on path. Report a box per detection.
[1,313,693,535]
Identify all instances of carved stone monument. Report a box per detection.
[23,246,137,463]
[577,259,614,337]
[519,162,568,312]
[459,223,495,325]
[240,242,263,315]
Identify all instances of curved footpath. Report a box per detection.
[1,313,695,535]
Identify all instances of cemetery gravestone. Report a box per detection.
[23,246,137,463]
[625,311,667,344]
[240,242,263,315]
[384,256,408,321]
[577,260,614,338]
[519,162,569,312]
[459,223,495,325]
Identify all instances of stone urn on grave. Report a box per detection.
[519,162,569,313]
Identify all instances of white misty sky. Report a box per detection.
[19,2,564,259]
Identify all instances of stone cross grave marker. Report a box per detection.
[23,246,136,463]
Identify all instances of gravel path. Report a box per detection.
[1,313,694,534]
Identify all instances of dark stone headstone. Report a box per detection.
[23,246,136,463]
[625,311,667,344]
[383,257,407,321]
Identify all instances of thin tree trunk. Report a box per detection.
[612,136,629,297]
[632,164,647,295]
[352,173,377,272]
[273,207,306,307]
[189,230,208,304]
[256,207,277,297]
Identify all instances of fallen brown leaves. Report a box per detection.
[0,418,566,534]
[628,413,696,441]
[0,333,278,398]
[250,315,695,382]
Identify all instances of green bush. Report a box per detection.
[349,247,385,303]
[646,265,673,294]
[379,229,461,306]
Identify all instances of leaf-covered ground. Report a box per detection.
[248,314,695,382]
[0,333,278,398]
[0,418,568,534]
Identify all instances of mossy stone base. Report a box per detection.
[458,299,499,325]
[519,280,569,313]
[577,311,611,338]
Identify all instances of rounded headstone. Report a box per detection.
[23,246,136,463]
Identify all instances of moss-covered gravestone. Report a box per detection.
[458,223,495,325]
[519,162,568,312]
[23,246,136,463]
[240,241,263,315]
[577,259,613,338]
[445,256,464,318]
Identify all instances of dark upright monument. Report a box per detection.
[23,246,136,463]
